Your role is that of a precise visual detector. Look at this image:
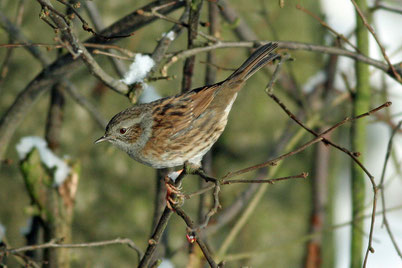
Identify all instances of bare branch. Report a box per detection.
[371,2,402,15]
[224,101,391,179]
[4,238,143,261]
[351,0,402,82]
[162,41,402,82]
[0,10,50,65]
[0,0,25,88]
[222,172,308,184]
[378,120,402,258]
[296,4,359,52]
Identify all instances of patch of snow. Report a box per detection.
[162,30,176,41]
[121,54,155,85]
[16,136,71,186]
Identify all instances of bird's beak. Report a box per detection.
[94,135,110,144]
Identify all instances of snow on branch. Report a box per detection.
[121,54,155,85]
[16,136,71,186]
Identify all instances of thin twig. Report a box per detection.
[149,6,189,73]
[92,49,133,61]
[138,4,218,43]
[0,0,25,88]
[351,0,402,82]
[185,172,308,200]
[83,0,127,76]
[371,3,402,15]
[267,90,376,184]
[4,238,143,261]
[217,203,402,263]
[162,41,402,82]
[296,4,359,52]
[222,172,308,184]
[198,183,221,229]
[223,101,391,179]
[267,54,386,266]
[55,0,134,40]
[0,42,136,58]
[378,120,402,258]
[84,43,135,57]
[0,11,50,65]
[8,251,41,268]
[185,184,215,199]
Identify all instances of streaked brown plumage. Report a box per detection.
[95,43,279,169]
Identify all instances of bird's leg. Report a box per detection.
[165,169,185,210]
[184,162,218,183]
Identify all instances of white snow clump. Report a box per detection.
[16,136,71,186]
[121,54,155,85]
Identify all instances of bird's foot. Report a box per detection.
[165,169,185,210]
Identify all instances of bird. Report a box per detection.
[95,42,279,171]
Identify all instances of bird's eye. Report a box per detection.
[119,128,127,134]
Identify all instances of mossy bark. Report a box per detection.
[20,149,79,268]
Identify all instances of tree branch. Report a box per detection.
[162,41,402,82]
[3,238,143,261]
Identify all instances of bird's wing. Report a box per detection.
[187,83,221,118]
[150,84,220,138]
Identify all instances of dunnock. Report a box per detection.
[95,43,279,170]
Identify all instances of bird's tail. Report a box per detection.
[225,42,279,83]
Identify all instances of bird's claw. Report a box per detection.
[165,173,184,210]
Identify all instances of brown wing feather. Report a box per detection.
[187,84,221,118]
[150,84,219,139]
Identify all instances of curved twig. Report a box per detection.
[4,238,143,262]
[162,41,401,82]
